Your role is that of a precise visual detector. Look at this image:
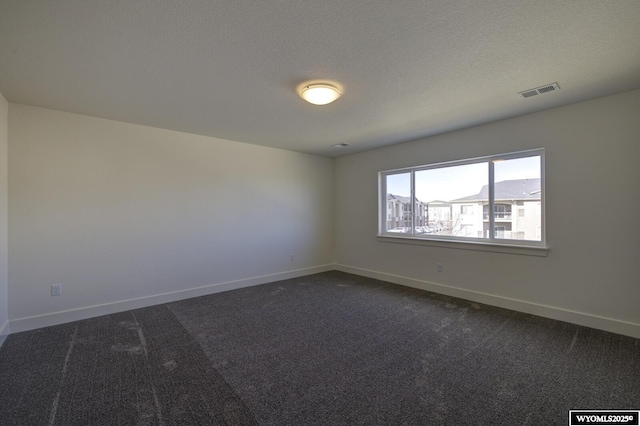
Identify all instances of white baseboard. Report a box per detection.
[335,264,640,339]
[9,264,333,334]
[0,320,9,348]
[7,263,640,340]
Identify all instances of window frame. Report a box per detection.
[378,148,547,254]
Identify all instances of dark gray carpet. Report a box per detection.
[0,305,256,425]
[1,271,639,425]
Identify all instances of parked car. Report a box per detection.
[388,227,408,233]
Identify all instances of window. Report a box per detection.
[379,149,545,248]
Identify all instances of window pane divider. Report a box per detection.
[410,171,416,234]
[488,159,495,241]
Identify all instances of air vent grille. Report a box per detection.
[518,82,560,99]
[521,90,538,98]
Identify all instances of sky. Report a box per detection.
[386,156,540,202]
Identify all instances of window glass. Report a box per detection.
[415,163,487,238]
[493,156,541,241]
[385,173,411,233]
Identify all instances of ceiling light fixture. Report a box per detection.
[299,83,342,105]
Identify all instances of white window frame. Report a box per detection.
[378,149,547,256]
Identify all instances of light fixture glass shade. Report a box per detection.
[300,83,341,105]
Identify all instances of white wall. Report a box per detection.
[335,89,640,338]
[8,104,334,331]
[0,91,8,346]
[5,90,640,339]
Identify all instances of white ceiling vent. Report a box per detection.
[518,82,560,99]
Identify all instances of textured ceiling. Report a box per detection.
[1,1,639,157]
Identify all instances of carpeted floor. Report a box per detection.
[1,271,638,425]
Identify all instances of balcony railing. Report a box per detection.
[483,212,512,220]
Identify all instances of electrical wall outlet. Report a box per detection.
[51,284,62,296]
[290,254,295,262]
[437,263,444,273]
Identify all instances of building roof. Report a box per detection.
[425,200,452,206]
[451,178,541,202]
[387,194,440,205]
[386,194,412,203]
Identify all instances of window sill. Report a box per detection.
[376,235,549,257]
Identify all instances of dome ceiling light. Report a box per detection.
[299,83,342,105]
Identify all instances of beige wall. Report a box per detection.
[0,91,7,345]
[8,104,334,330]
[335,89,640,337]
